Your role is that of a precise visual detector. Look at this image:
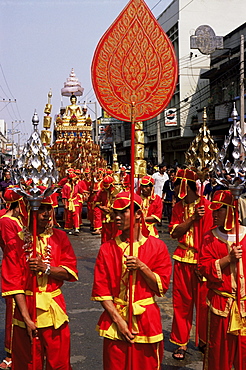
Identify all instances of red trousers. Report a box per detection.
[103,338,164,370]
[5,296,13,353]
[64,206,80,230]
[93,207,102,230]
[78,202,83,226]
[203,311,246,370]
[170,261,208,345]
[12,323,72,370]
[87,200,93,224]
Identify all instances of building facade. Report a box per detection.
[144,0,246,167]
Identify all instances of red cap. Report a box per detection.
[106,169,113,175]
[4,186,23,203]
[140,175,155,186]
[120,167,126,172]
[37,186,53,205]
[102,175,114,189]
[85,168,90,173]
[209,190,235,230]
[174,169,198,199]
[69,173,77,179]
[112,191,142,210]
[74,169,81,175]
[4,186,28,220]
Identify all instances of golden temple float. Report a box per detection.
[41,69,107,179]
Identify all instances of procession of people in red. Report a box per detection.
[0,166,245,369]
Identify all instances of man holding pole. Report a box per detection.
[91,191,172,369]
[199,190,246,370]
[169,168,213,359]
[1,195,78,370]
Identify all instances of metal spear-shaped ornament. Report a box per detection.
[214,102,245,370]
[12,111,58,370]
[215,102,246,190]
[92,0,178,368]
[185,107,219,180]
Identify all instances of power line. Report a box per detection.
[0,63,15,100]
[158,0,194,28]
[151,0,163,12]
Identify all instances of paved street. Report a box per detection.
[0,221,204,369]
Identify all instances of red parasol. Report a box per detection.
[91,0,178,367]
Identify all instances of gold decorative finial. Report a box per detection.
[185,106,218,181]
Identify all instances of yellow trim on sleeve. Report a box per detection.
[91,296,113,301]
[173,255,197,264]
[152,215,161,222]
[2,290,25,297]
[153,272,164,297]
[60,265,78,281]
[170,223,179,236]
[215,259,222,280]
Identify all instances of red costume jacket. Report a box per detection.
[199,227,246,321]
[169,197,213,264]
[2,228,78,330]
[91,235,172,343]
[141,193,163,237]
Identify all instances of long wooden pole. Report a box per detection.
[234,198,242,370]
[195,181,204,347]
[127,102,136,369]
[32,210,38,370]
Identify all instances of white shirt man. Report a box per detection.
[152,164,169,197]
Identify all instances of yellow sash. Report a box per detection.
[68,198,76,212]
[25,289,68,329]
[213,289,246,335]
[103,296,155,340]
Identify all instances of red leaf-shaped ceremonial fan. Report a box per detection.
[91,0,178,122]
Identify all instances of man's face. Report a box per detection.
[212,207,227,228]
[170,173,175,181]
[37,204,52,229]
[159,166,166,174]
[113,208,131,231]
[5,172,11,180]
[140,184,152,197]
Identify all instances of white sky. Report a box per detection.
[0,0,172,143]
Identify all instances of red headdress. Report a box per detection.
[4,186,28,221]
[112,191,142,210]
[112,191,149,237]
[102,175,114,189]
[174,169,198,199]
[106,169,113,175]
[209,190,235,230]
[139,175,155,186]
[69,173,77,179]
[37,186,54,206]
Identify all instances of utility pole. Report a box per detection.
[84,101,99,144]
[11,121,21,165]
[156,114,162,164]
